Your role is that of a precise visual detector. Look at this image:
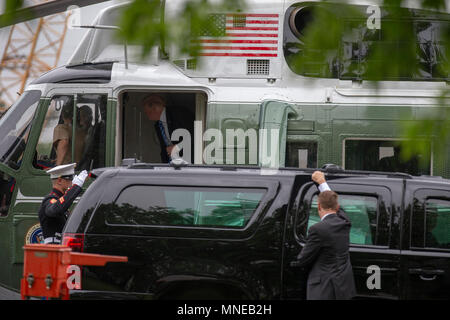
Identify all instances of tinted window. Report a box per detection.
[286,141,317,168]
[345,140,431,175]
[107,185,265,228]
[0,90,40,170]
[425,199,450,249]
[308,194,378,245]
[284,4,449,81]
[34,94,107,171]
[0,170,15,217]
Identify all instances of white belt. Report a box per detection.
[43,237,61,244]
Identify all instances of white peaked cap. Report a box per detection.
[46,163,76,179]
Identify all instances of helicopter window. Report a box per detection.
[74,94,107,171]
[0,170,15,218]
[286,141,317,168]
[344,139,431,175]
[0,90,41,170]
[34,94,107,172]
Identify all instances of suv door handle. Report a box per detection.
[409,268,445,281]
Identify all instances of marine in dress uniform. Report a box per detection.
[38,163,88,244]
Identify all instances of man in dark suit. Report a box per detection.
[293,171,356,300]
[141,93,193,163]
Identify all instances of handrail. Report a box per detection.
[71,25,128,69]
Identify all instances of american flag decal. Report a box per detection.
[195,13,279,57]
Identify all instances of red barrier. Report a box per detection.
[21,244,127,300]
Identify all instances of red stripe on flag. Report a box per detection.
[226,20,279,25]
[195,39,278,44]
[226,26,278,31]
[201,46,278,51]
[226,14,279,18]
[224,33,278,38]
[200,53,278,57]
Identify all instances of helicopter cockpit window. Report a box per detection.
[0,170,15,217]
[0,90,41,170]
[34,94,107,172]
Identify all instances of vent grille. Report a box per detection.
[186,59,197,70]
[173,60,185,70]
[173,59,197,71]
[247,59,270,75]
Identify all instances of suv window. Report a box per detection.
[412,189,450,250]
[425,199,450,249]
[107,185,265,228]
[308,194,378,245]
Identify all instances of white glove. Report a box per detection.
[72,170,88,187]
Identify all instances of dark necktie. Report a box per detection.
[155,120,172,162]
[156,120,170,147]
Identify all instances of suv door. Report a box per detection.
[284,177,401,299]
[402,187,450,299]
[76,173,282,299]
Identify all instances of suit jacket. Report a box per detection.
[296,209,356,300]
[154,107,194,163]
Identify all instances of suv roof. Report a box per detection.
[90,162,450,185]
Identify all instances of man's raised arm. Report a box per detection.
[312,171,331,193]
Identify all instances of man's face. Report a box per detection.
[80,111,91,128]
[57,177,73,192]
[144,101,164,121]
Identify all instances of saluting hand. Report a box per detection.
[312,171,326,185]
[72,170,89,187]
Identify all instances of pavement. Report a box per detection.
[0,285,21,300]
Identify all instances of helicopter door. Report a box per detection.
[258,100,297,168]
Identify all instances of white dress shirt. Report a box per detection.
[318,182,331,193]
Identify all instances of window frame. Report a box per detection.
[106,184,267,229]
[86,174,280,239]
[296,182,392,249]
[0,90,41,171]
[285,135,319,169]
[32,89,110,174]
[342,137,433,175]
[411,188,450,253]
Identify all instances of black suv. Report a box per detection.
[62,164,450,300]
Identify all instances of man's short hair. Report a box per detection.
[142,93,166,109]
[318,191,339,211]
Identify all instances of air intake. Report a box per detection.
[247,59,270,75]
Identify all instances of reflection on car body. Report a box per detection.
[63,164,450,300]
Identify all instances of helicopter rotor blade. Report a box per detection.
[0,0,112,28]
